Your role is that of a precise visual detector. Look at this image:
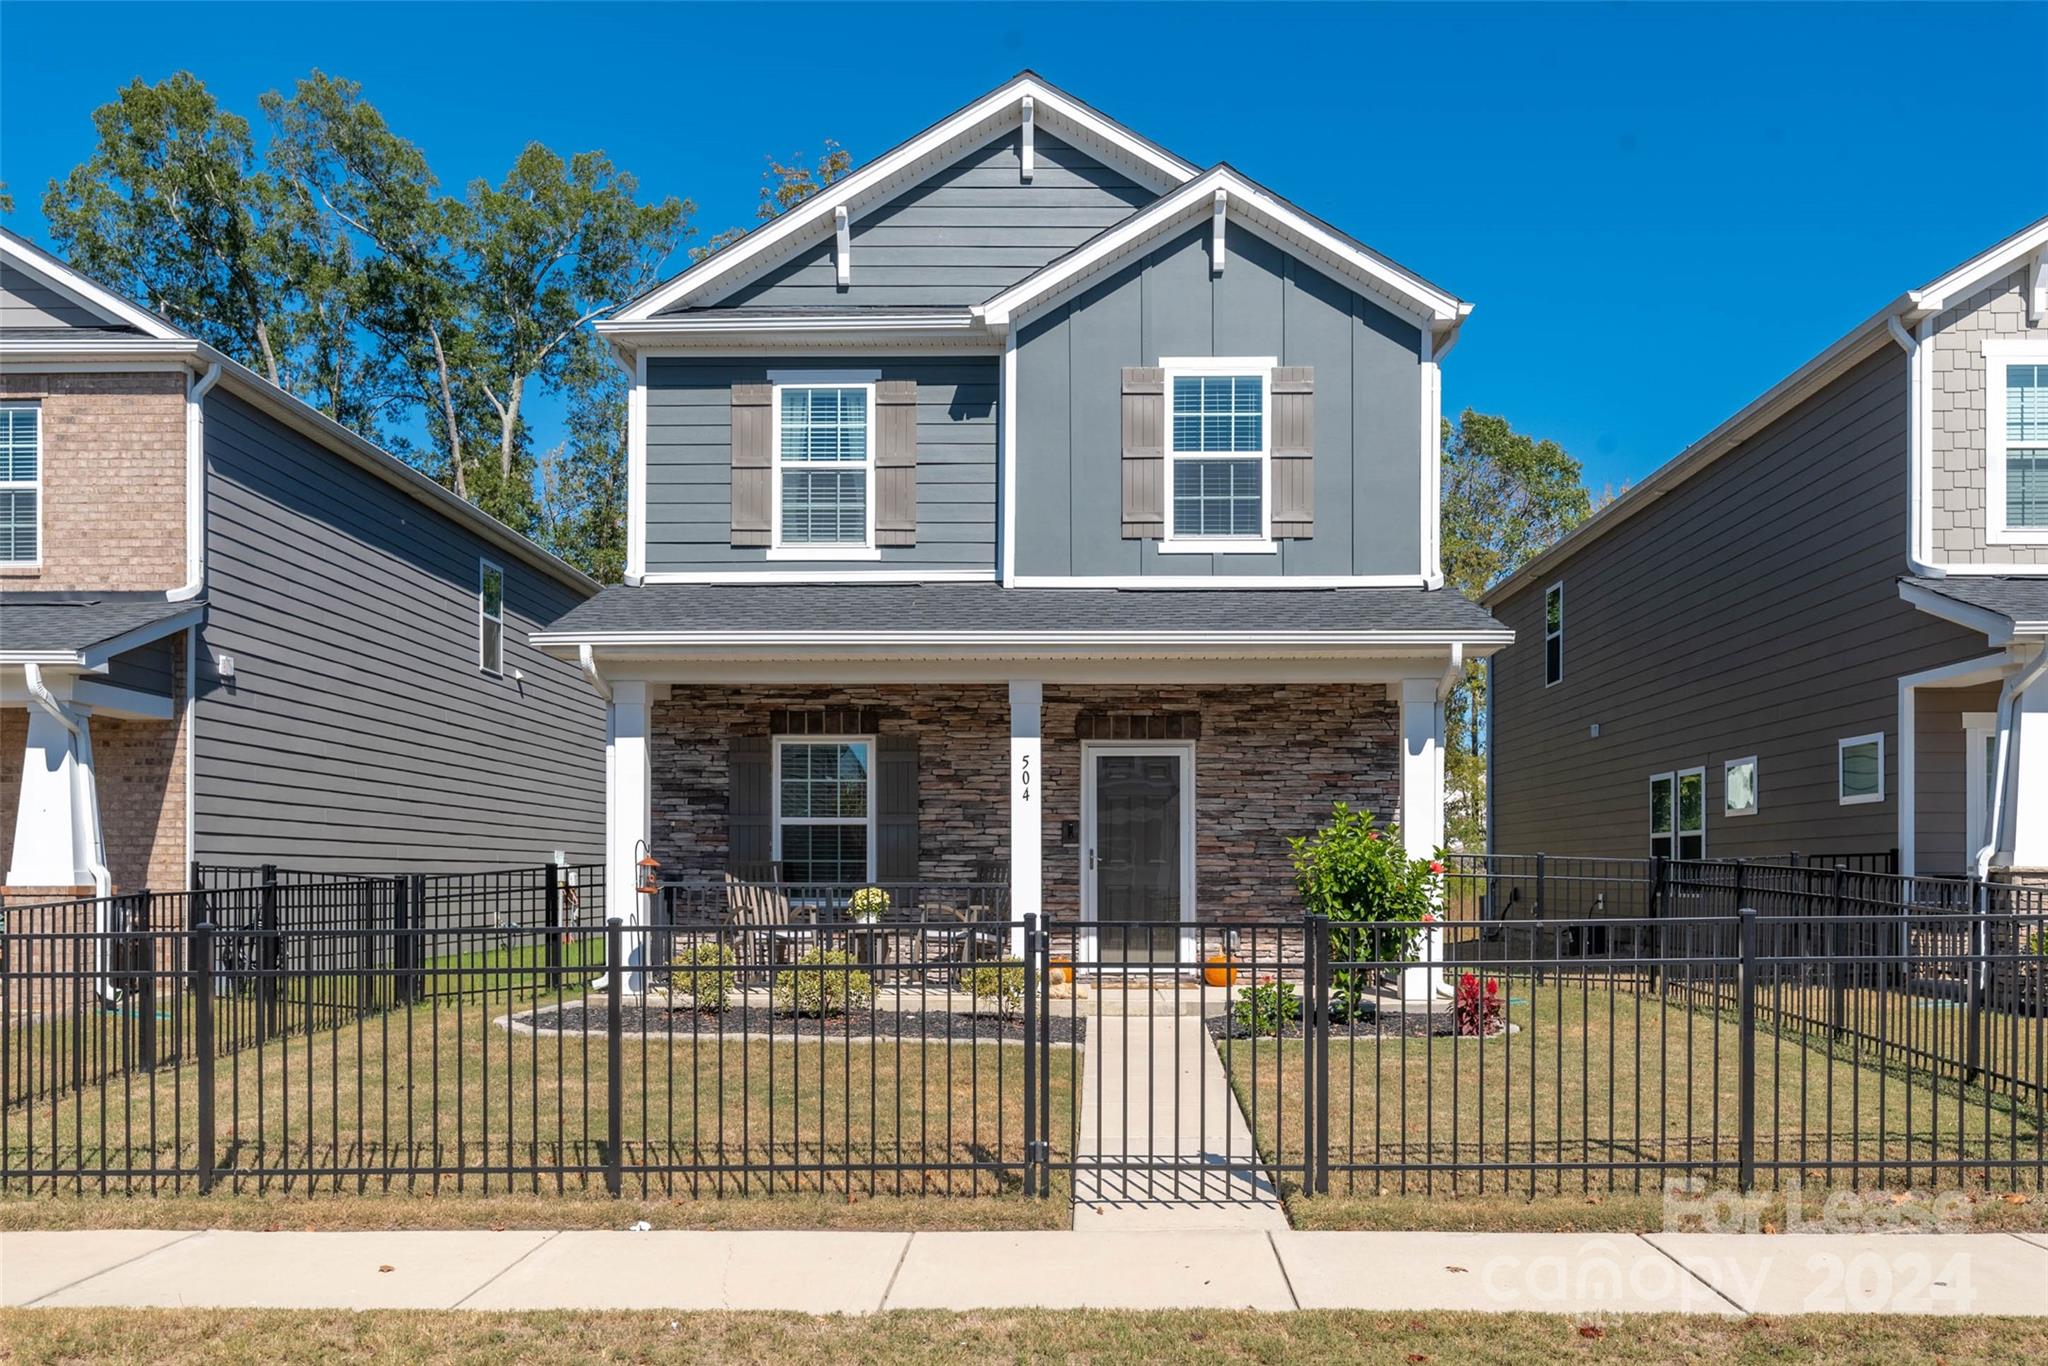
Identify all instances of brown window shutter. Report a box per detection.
[730,383,773,546]
[1121,366,1165,538]
[1270,365,1313,539]
[875,379,918,547]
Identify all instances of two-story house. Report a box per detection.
[1485,217,2048,887]
[0,229,605,898]
[532,73,1510,968]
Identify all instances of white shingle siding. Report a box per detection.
[1929,267,2048,563]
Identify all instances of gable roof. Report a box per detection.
[1901,575,2048,642]
[605,71,1199,324]
[0,592,205,667]
[0,229,602,596]
[1483,214,2048,610]
[975,164,1469,340]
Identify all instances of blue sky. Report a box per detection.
[2,1,2043,496]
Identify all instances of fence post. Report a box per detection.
[1534,852,1546,920]
[257,863,279,1043]
[1648,854,1667,995]
[1965,877,1986,1086]
[605,916,624,1198]
[1021,911,1040,1198]
[358,877,376,1015]
[544,863,564,973]
[133,891,158,1073]
[409,874,428,1002]
[1829,865,1847,1040]
[1312,915,1332,1196]
[1737,906,1758,1192]
[194,902,216,1194]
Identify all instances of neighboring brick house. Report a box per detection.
[0,229,607,899]
[1484,217,2048,887]
[531,74,1510,973]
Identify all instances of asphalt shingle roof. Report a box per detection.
[1903,576,2048,633]
[538,582,1507,638]
[0,592,201,656]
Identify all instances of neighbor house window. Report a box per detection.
[1165,362,1269,546]
[774,738,874,884]
[1649,772,1674,860]
[1988,344,2048,538]
[478,559,505,675]
[1676,767,1706,860]
[1724,756,1758,817]
[1839,733,1884,805]
[774,383,872,549]
[0,403,40,565]
[1544,583,1564,686]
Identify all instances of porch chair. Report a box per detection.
[723,873,813,976]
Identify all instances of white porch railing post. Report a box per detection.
[1008,679,1044,956]
[606,679,653,994]
[1399,675,1450,1002]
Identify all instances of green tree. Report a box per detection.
[538,335,630,582]
[1440,409,1591,848]
[693,141,851,261]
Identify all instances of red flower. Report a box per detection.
[1486,979,1500,995]
[1428,860,1445,875]
[1366,831,1380,842]
[1460,973,1477,987]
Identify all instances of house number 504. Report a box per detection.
[1019,754,1032,801]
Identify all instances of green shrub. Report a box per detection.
[961,964,1024,1018]
[671,940,738,1011]
[1232,977,1301,1035]
[1290,802,1447,1020]
[777,948,874,1015]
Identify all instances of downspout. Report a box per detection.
[1885,317,1944,579]
[1975,644,2048,879]
[578,643,612,702]
[168,362,222,602]
[24,664,115,1000]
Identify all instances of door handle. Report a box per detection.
[1088,848,1097,870]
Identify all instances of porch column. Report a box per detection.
[2010,675,2048,870]
[7,677,105,891]
[1397,675,1448,1003]
[1008,679,1043,955]
[606,679,653,994]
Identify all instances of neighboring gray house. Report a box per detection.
[533,73,1510,965]
[1485,218,2048,885]
[0,229,605,895]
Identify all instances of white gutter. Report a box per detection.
[1886,315,1945,579]
[1976,644,2048,878]
[578,643,613,702]
[1437,642,1463,701]
[168,361,222,602]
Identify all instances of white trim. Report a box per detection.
[627,351,648,581]
[978,166,1465,334]
[538,627,1514,651]
[1898,580,2034,645]
[610,75,1199,321]
[771,734,878,882]
[1001,330,1019,586]
[1019,96,1035,181]
[0,353,200,370]
[833,206,851,288]
[1838,732,1885,806]
[1909,217,2048,316]
[1676,765,1707,859]
[70,678,175,721]
[1161,356,1275,550]
[565,656,1481,687]
[0,231,187,340]
[1078,739,1196,966]
[600,317,997,352]
[1723,755,1759,818]
[1008,573,1435,589]
[0,605,216,672]
[1007,678,1042,954]
[0,401,42,567]
[1543,581,1564,687]
[1896,651,2014,875]
[771,380,877,555]
[639,568,994,585]
[1984,337,2048,545]
[478,558,506,676]
[1421,325,1442,586]
[1210,188,1227,274]
[1963,711,1997,872]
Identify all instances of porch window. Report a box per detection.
[0,403,40,564]
[1165,363,1270,547]
[1839,733,1884,805]
[774,738,874,884]
[774,383,872,548]
[478,559,505,675]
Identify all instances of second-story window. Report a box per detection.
[478,559,505,675]
[0,403,40,565]
[1544,582,1564,686]
[1166,364,1269,546]
[775,383,873,549]
[1995,355,2048,533]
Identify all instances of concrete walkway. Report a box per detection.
[1072,1013,1289,1230]
[7,1229,2045,1315]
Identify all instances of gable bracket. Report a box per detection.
[1211,189,1227,275]
[1020,96,1035,182]
[2031,247,2048,327]
[834,206,851,288]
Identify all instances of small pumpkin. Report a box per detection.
[1048,956,1073,985]
[1204,952,1238,988]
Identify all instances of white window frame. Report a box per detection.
[1723,755,1759,818]
[1159,356,1276,555]
[0,401,43,568]
[1543,581,1564,687]
[1648,771,1675,860]
[1838,732,1885,806]
[1675,765,1707,860]
[768,381,880,560]
[770,734,877,884]
[477,558,505,676]
[1986,338,2048,545]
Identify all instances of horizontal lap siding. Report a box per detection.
[196,390,604,872]
[1489,348,1989,862]
[0,263,105,330]
[699,131,1155,310]
[645,355,997,573]
[1014,221,1422,578]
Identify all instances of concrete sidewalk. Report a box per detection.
[5,1229,2045,1315]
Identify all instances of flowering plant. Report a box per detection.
[1455,973,1504,1037]
[847,886,891,922]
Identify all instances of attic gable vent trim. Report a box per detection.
[1020,96,1035,182]
[1211,189,1227,275]
[834,206,851,288]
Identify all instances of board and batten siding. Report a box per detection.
[1013,221,1423,579]
[1489,347,1989,863]
[692,130,1156,311]
[0,261,109,331]
[195,389,604,872]
[644,355,997,574]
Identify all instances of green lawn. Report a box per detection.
[1221,975,2047,1227]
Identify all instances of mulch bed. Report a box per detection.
[1207,1008,1508,1041]
[517,1000,1086,1045]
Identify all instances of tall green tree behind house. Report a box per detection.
[1439,409,1591,848]
[538,334,630,582]
[694,142,852,261]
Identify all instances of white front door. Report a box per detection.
[1079,742,1195,965]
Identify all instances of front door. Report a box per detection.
[1081,743,1194,965]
